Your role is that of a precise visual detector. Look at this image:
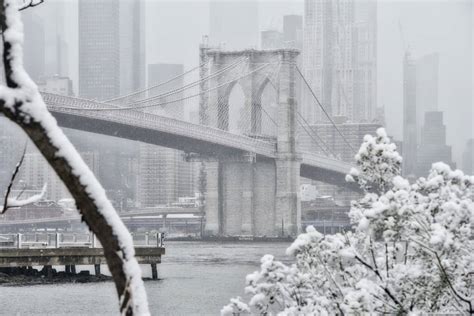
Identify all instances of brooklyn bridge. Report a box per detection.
[39,48,356,237]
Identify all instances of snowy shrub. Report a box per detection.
[222,128,474,315]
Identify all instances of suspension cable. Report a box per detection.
[296,110,334,157]
[56,63,274,112]
[296,114,331,156]
[123,57,248,107]
[104,62,207,103]
[296,66,355,152]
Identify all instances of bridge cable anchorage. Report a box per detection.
[56,62,275,112]
[296,66,355,152]
[119,57,249,107]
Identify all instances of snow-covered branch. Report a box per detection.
[0,144,46,213]
[0,0,149,314]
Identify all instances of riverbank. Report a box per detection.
[0,267,112,286]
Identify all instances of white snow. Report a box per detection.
[4,183,46,209]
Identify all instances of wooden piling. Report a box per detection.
[94,264,101,276]
[151,263,158,280]
[45,265,53,278]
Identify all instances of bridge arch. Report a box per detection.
[204,50,283,137]
[251,76,278,137]
[226,81,247,133]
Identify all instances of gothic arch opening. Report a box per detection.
[255,78,278,137]
[227,81,247,134]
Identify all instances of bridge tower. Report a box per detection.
[199,48,301,237]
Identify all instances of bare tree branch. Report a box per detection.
[18,0,43,11]
[1,143,26,214]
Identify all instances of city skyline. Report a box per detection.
[0,2,472,314]
[21,0,472,167]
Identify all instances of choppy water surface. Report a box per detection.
[0,241,291,315]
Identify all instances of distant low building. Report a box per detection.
[302,197,350,234]
[37,75,74,96]
[19,151,99,202]
[300,184,318,202]
[0,200,64,221]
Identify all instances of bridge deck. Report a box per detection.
[41,92,356,184]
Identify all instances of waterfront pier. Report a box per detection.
[0,232,165,280]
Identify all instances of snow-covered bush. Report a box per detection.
[223,128,474,315]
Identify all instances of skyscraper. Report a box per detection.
[22,10,45,82]
[415,53,439,139]
[283,15,303,49]
[403,52,417,176]
[302,0,377,123]
[40,1,69,78]
[119,0,146,94]
[138,64,195,207]
[403,52,440,176]
[416,111,455,177]
[209,1,259,50]
[79,0,120,100]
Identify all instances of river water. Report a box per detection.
[0,241,292,315]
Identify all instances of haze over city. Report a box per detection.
[29,0,473,163]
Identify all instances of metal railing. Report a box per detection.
[0,232,165,249]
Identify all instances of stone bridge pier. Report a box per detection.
[199,48,301,237]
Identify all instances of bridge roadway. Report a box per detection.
[41,92,354,187]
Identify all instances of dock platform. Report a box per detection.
[0,232,165,279]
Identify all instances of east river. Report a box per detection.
[0,241,292,315]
